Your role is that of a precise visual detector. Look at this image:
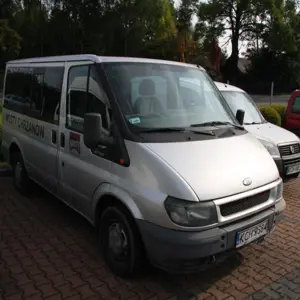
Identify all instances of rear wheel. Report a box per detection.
[99,205,144,277]
[11,151,31,195]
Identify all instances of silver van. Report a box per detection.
[1,55,285,276]
[215,81,300,181]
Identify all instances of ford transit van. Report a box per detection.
[215,81,300,181]
[1,55,285,276]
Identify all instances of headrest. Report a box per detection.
[139,79,155,96]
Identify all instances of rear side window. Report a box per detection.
[42,68,64,124]
[4,67,33,114]
[292,96,300,113]
[4,66,64,125]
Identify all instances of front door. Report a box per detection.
[57,62,115,218]
[285,91,300,137]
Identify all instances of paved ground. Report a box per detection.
[0,178,300,300]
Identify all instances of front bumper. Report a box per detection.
[274,157,300,181]
[137,206,278,274]
[275,197,286,222]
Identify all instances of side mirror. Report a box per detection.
[236,109,245,125]
[83,113,114,148]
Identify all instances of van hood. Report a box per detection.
[244,122,299,145]
[145,133,279,201]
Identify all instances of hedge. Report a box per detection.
[259,106,282,126]
[269,104,286,121]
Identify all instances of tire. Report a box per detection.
[11,151,31,195]
[99,205,144,277]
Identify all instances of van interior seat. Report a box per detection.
[133,78,164,115]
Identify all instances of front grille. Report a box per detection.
[220,190,270,217]
[284,157,300,167]
[279,143,300,156]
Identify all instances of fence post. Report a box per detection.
[270,81,274,105]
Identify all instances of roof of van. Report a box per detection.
[214,81,245,93]
[7,54,204,70]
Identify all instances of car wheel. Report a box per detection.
[99,205,144,277]
[11,151,31,195]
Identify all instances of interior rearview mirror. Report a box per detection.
[236,109,245,125]
[83,113,114,148]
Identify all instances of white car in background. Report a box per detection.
[215,81,300,181]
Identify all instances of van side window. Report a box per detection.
[87,65,112,132]
[292,97,300,114]
[42,67,64,124]
[32,69,44,115]
[4,67,33,114]
[4,66,64,125]
[67,65,89,132]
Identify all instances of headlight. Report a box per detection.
[271,180,283,202]
[164,197,218,227]
[259,139,280,158]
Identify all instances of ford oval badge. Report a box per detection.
[243,178,252,186]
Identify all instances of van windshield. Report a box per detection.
[101,62,237,130]
[221,91,265,124]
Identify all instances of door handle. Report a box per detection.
[51,130,57,144]
[60,133,65,148]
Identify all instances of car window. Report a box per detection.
[102,62,235,129]
[4,66,64,124]
[292,96,300,114]
[67,65,112,133]
[87,65,112,132]
[131,76,168,109]
[221,91,264,124]
[67,65,89,132]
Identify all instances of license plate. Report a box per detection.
[236,220,268,248]
[286,163,300,175]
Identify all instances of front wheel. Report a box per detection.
[11,151,31,195]
[99,206,145,277]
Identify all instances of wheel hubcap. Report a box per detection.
[15,162,23,188]
[108,223,128,259]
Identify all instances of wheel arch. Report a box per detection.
[92,183,143,227]
[9,139,24,165]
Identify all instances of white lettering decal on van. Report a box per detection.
[5,113,45,138]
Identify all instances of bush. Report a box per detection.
[259,106,281,126]
[269,104,286,121]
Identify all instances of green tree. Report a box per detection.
[244,0,300,94]
[0,19,21,68]
[196,0,271,84]
[11,0,48,57]
[100,0,177,56]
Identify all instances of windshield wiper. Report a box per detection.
[139,127,215,136]
[190,121,244,130]
[139,127,186,133]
